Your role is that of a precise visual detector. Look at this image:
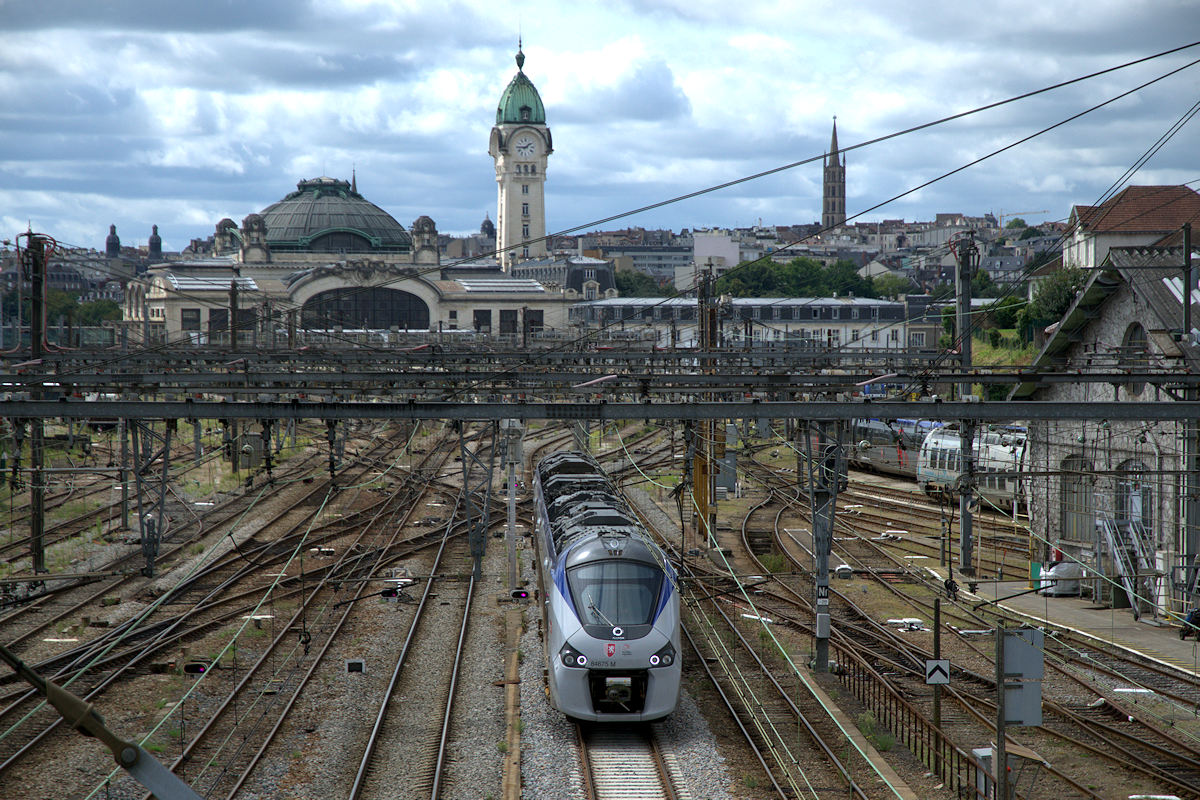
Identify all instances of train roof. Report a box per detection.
[563,530,665,571]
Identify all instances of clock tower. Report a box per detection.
[490,43,552,270]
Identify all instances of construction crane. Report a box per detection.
[997,210,1049,229]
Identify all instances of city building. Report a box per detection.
[1063,185,1200,270]
[511,255,617,300]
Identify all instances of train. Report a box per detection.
[847,418,943,478]
[848,418,1026,510]
[917,424,1026,510]
[532,451,681,722]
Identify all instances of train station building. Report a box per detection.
[123,177,569,346]
[123,48,571,345]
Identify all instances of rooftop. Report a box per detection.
[1070,185,1200,234]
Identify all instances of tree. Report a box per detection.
[714,256,876,298]
[1016,265,1086,341]
[871,273,914,299]
[1004,217,1027,229]
[985,296,1024,329]
[614,269,668,297]
[1018,226,1043,240]
[77,299,122,325]
[971,268,1000,298]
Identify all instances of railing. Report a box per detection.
[833,640,989,799]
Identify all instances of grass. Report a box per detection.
[758,552,787,573]
[856,711,895,751]
[496,740,508,754]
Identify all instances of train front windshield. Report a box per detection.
[568,561,663,627]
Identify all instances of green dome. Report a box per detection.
[259,176,411,253]
[496,48,545,125]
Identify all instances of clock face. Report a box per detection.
[515,135,536,158]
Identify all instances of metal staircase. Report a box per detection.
[1096,511,1157,619]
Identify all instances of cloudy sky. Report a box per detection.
[2,0,1199,253]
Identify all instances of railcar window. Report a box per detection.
[568,561,662,627]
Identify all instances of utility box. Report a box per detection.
[239,432,263,470]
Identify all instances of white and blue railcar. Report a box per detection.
[917,425,1026,510]
[533,452,681,722]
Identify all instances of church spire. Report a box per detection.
[351,167,357,193]
[822,116,846,230]
[516,37,524,71]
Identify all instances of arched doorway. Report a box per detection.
[1115,458,1153,543]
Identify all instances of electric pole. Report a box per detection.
[952,233,979,578]
[20,232,51,573]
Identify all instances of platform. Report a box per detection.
[949,573,1200,677]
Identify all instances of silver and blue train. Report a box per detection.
[532,451,681,722]
[848,418,1026,510]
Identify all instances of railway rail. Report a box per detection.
[576,723,684,800]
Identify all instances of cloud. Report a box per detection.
[1,0,1199,251]
[557,58,691,124]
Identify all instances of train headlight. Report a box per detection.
[650,642,675,668]
[559,644,587,668]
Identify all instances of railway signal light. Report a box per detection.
[380,588,400,600]
[182,661,208,675]
[510,589,530,601]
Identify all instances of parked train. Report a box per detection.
[532,451,681,722]
[847,418,943,478]
[848,418,1026,510]
[917,424,1026,510]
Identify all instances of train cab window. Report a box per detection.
[568,561,663,628]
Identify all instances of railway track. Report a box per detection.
[0,423,429,798]
[576,723,685,800]
[347,502,476,800]
[731,462,1200,798]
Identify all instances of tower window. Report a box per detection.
[522,224,530,237]
[520,106,531,121]
[521,203,529,216]
[522,184,529,194]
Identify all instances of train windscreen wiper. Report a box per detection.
[585,591,615,627]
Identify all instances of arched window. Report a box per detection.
[1060,454,1094,542]
[1120,322,1150,395]
[301,287,430,331]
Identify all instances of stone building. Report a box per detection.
[1009,243,1200,617]
[822,118,846,230]
[124,175,569,344]
[570,295,939,350]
